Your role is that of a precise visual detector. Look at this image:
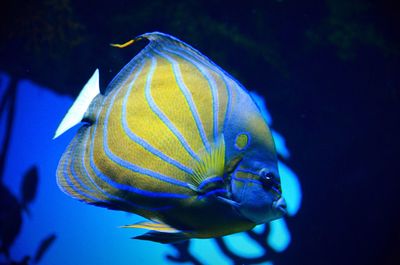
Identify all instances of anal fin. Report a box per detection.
[121,221,179,233]
[122,221,189,244]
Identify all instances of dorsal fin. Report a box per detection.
[53,69,100,139]
[106,32,222,95]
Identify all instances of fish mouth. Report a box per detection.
[273,197,287,216]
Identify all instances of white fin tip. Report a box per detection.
[53,69,100,139]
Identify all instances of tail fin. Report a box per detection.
[54,69,100,139]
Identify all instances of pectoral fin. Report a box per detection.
[191,136,226,193]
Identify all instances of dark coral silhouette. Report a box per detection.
[166,223,284,265]
[166,241,203,265]
[0,77,56,265]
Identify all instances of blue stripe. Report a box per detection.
[69,164,107,203]
[160,45,231,135]
[170,41,253,98]
[167,44,216,70]
[81,126,138,205]
[164,48,220,143]
[91,110,190,200]
[100,58,192,192]
[86,62,191,199]
[198,176,223,190]
[83,126,173,211]
[70,134,102,196]
[198,189,228,200]
[236,168,280,186]
[121,63,194,175]
[103,125,191,190]
[232,175,262,185]
[222,75,232,133]
[144,55,201,161]
[80,127,110,195]
[153,49,211,153]
[236,168,259,176]
[63,134,106,204]
[234,169,281,194]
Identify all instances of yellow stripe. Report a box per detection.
[209,69,228,134]
[58,129,101,204]
[168,53,214,147]
[107,60,192,187]
[150,55,206,158]
[125,59,194,167]
[92,61,191,197]
[86,66,183,207]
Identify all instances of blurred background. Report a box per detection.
[0,0,399,265]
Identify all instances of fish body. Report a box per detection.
[55,32,286,243]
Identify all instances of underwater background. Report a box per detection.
[0,0,399,265]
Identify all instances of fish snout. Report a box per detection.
[273,197,287,216]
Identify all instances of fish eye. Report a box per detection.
[259,168,274,188]
[259,168,274,180]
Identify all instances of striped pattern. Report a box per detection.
[55,32,285,240]
[56,32,251,217]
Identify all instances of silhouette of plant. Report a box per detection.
[166,223,285,265]
[0,76,57,265]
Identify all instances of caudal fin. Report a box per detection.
[53,69,100,139]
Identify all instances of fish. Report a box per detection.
[20,166,39,215]
[54,32,286,243]
[33,234,57,263]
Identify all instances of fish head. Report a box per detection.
[220,81,287,224]
[223,116,286,224]
[230,160,287,224]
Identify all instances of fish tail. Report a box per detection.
[53,69,100,139]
